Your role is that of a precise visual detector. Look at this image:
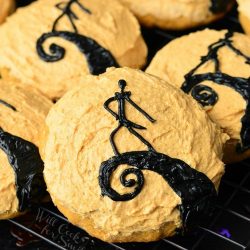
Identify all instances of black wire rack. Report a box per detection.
[1,2,250,250]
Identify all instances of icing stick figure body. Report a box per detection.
[104,79,156,155]
[53,0,91,33]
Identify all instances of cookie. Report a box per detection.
[0,0,147,100]
[43,67,228,242]
[238,0,250,35]
[147,29,250,163]
[0,76,52,219]
[0,0,15,24]
[117,0,234,30]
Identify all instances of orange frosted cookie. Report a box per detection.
[238,0,250,35]
[0,77,52,219]
[43,67,228,242]
[118,0,234,30]
[0,0,147,100]
[147,29,250,163]
[0,0,15,24]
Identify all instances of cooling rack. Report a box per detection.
[1,2,250,250]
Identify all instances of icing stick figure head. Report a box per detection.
[0,76,52,219]
[147,29,250,163]
[118,79,127,91]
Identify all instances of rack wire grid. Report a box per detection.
[1,2,250,250]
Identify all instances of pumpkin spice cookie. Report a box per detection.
[0,0,15,24]
[117,0,234,30]
[147,29,250,163]
[43,67,228,242]
[0,0,147,100]
[238,0,250,35]
[0,76,52,219]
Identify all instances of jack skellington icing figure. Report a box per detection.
[99,79,217,229]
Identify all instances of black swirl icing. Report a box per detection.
[191,85,218,107]
[98,80,217,230]
[36,0,118,75]
[0,99,16,112]
[210,0,233,14]
[0,128,46,212]
[181,31,250,152]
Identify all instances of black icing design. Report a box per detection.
[181,31,250,152]
[98,80,217,230]
[0,99,17,111]
[210,0,233,14]
[36,0,118,75]
[103,79,156,156]
[191,85,218,107]
[0,128,46,212]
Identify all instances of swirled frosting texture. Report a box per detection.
[117,0,234,30]
[147,29,250,162]
[0,0,147,99]
[0,77,52,219]
[44,67,228,242]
